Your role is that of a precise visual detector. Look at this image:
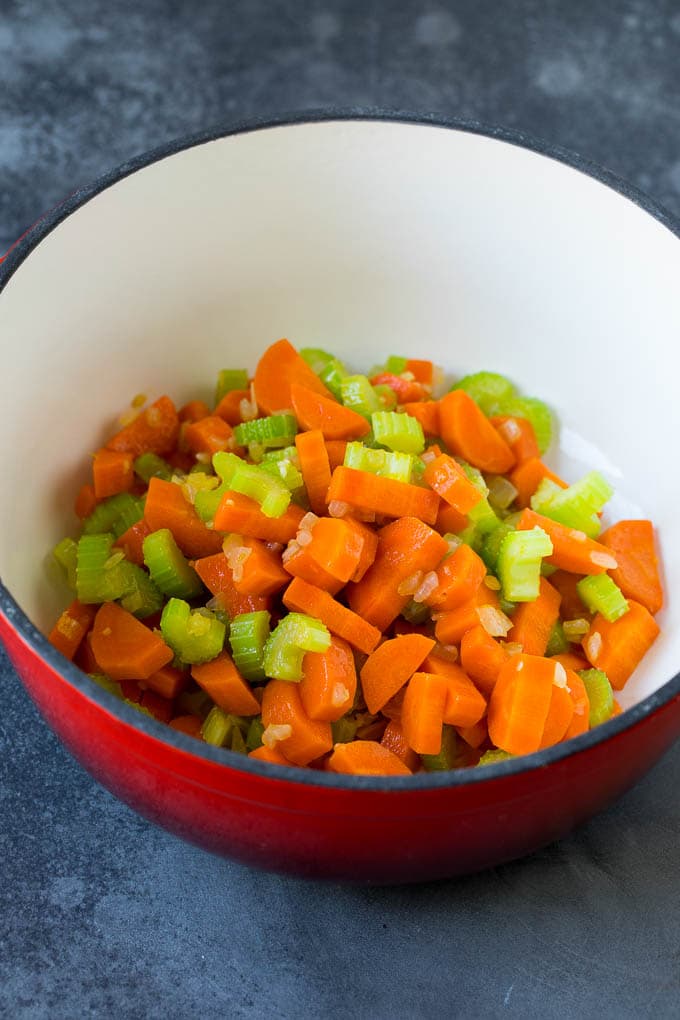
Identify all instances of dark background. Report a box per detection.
[2,3,680,1018]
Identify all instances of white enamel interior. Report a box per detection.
[1,120,679,710]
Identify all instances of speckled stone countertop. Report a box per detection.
[2,4,680,1018]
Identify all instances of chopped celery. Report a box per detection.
[453,371,516,415]
[229,462,290,518]
[481,522,515,571]
[53,537,78,589]
[228,611,271,681]
[189,460,215,476]
[467,496,501,537]
[546,620,569,657]
[246,717,265,751]
[215,368,249,405]
[160,598,226,664]
[133,452,172,484]
[371,411,425,454]
[343,442,414,483]
[421,725,459,771]
[230,726,248,755]
[89,673,123,698]
[233,413,298,449]
[212,450,245,484]
[300,348,334,374]
[496,396,554,454]
[373,384,398,410]
[76,533,133,604]
[385,355,408,374]
[259,456,304,492]
[192,450,246,523]
[262,445,299,464]
[318,357,347,400]
[532,470,613,538]
[176,688,213,719]
[577,575,629,622]
[201,705,233,746]
[478,749,514,766]
[263,613,331,681]
[578,668,614,727]
[82,492,144,537]
[118,563,164,618]
[340,375,382,419]
[331,716,359,744]
[143,528,204,599]
[401,599,431,625]
[496,526,553,602]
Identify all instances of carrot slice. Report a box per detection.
[75,482,98,520]
[562,670,590,740]
[327,466,440,525]
[422,454,484,515]
[191,652,260,716]
[433,585,501,646]
[295,429,332,516]
[92,449,134,499]
[327,741,412,776]
[370,372,427,403]
[510,457,568,508]
[516,508,617,575]
[178,400,211,423]
[582,600,660,690]
[538,681,575,749]
[48,600,97,660]
[325,440,348,469]
[550,652,589,672]
[342,516,379,582]
[248,744,295,766]
[459,625,510,695]
[490,415,540,464]
[299,516,366,584]
[261,679,333,765]
[182,415,235,455]
[282,576,381,654]
[509,577,561,656]
[144,477,223,558]
[402,401,440,437]
[299,635,357,721]
[214,491,305,543]
[488,654,557,755]
[405,358,434,384]
[214,389,251,425]
[282,543,345,595]
[142,665,188,700]
[106,396,179,457]
[169,715,204,739]
[360,633,436,714]
[455,717,489,749]
[435,501,469,536]
[380,720,421,771]
[226,537,289,597]
[347,517,448,631]
[424,543,487,611]
[600,520,663,615]
[290,382,370,440]
[401,672,448,755]
[90,602,173,681]
[439,389,515,473]
[114,519,152,567]
[253,338,333,415]
[193,552,269,615]
[439,662,487,727]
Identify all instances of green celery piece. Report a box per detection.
[373,384,398,411]
[160,598,226,664]
[192,450,244,522]
[233,413,298,449]
[385,355,408,374]
[340,375,381,419]
[189,460,216,476]
[133,452,172,484]
[201,705,234,746]
[259,457,304,492]
[246,717,265,751]
[53,537,78,589]
[453,371,516,416]
[331,716,359,744]
[577,575,629,623]
[467,497,501,537]
[499,595,517,616]
[263,613,331,681]
[176,688,213,719]
[371,410,425,454]
[215,368,249,405]
[481,522,515,571]
[76,533,133,604]
[401,599,430,625]
[421,725,460,771]
[456,523,484,555]
[82,492,144,537]
[262,445,299,464]
[229,611,271,681]
[230,725,248,754]
[118,563,164,619]
[229,462,290,518]
[143,528,203,599]
[89,673,123,698]
[546,620,569,656]
[343,442,414,483]
[300,348,334,375]
[496,396,554,454]
[318,357,347,400]
[478,749,514,766]
[531,471,612,538]
[496,526,553,602]
[578,668,614,727]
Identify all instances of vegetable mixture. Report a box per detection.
[47,339,664,775]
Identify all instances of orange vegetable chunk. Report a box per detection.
[106,395,179,457]
[439,389,515,473]
[261,679,333,766]
[422,454,484,515]
[48,600,97,661]
[90,602,173,681]
[326,466,440,525]
[92,449,134,499]
[439,661,487,727]
[214,491,305,543]
[600,519,663,615]
[401,671,448,755]
[508,576,561,656]
[582,600,660,690]
[509,457,568,508]
[424,542,487,611]
[360,633,436,715]
[516,508,616,575]
[488,654,558,755]
[299,635,357,721]
[144,477,223,558]
[295,429,332,516]
[282,576,381,654]
[253,338,333,415]
[290,382,370,440]
[191,652,260,716]
[327,741,412,776]
[459,625,510,695]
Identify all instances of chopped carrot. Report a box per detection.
[90,602,173,681]
[298,516,366,584]
[226,537,289,597]
[490,415,540,464]
[324,440,347,470]
[48,600,97,660]
[119,678,142,703]
[405,358,434,385]
[401,400,440,436]
[433,584,501,646]
[282,576,381,654]
[327,740,412,776]
[253,338,332,415]
[401,672,448,755]
[550,651,589,672]
[282,542,345,595]
[140,689,174,724]
[439,389,515,473]
[548,569,587,620]
[327,466,440,525]
[422,454,484,515]
[516,508,617,575]
[510,457,568,508]
[424,542,487,611]
[488,654,558,755]
[538,681,575,749]
[290,382,370,440]
[380,720,421,771]
[436,501,469,535]
[74,482,98,520]
[214,389,251,425]
[261,679,333,766]
[299,635,357,722]
[611,700,623,718]
[360,633,436,714]
[562,670,590,740]
[114,518,152,566]
[92,448,134,499]
[193,552,270,615]
[106,395,179,457]
[74,631,102,674]
[295,429,332,516]
[191,652,260,716]
[439,662,487,727]
[142,665,188,700]
[455,717,489,749]
[248,744,296,766]
[178,400,211,423]
[213,491,305,543]
[600,519,663,615]
[183,415,235,455]
[144,477,224,558]
[347,517,448,631]
[509,577,561,656]
[582,600,660,690]
[342,516,379,582]
[168,715,204,739]
[459,625,510,695]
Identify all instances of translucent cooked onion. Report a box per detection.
[328,500,350,518]
[397,571,424,597]
[487,474,519,510]
[413,571,439,603]
[477,605,513,637]
[262,724,292,748]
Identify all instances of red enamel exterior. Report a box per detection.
[3,608,680,883]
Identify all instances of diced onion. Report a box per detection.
[413,570,439,603]
[590,551,618,570]
[297,530,313,547]
[552,662,568,688]
[331,683,350,708]
[483,575,501,590]
[563,618,590,639]
[477,605,514,637]
[299,512,319,532]
[262,724,292,748]
[496,417,522,444]
[397,571,424,597]
[328,500,350,518]
[421,449,437,465]
[585,632,602,663]
[487,474,519,511]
